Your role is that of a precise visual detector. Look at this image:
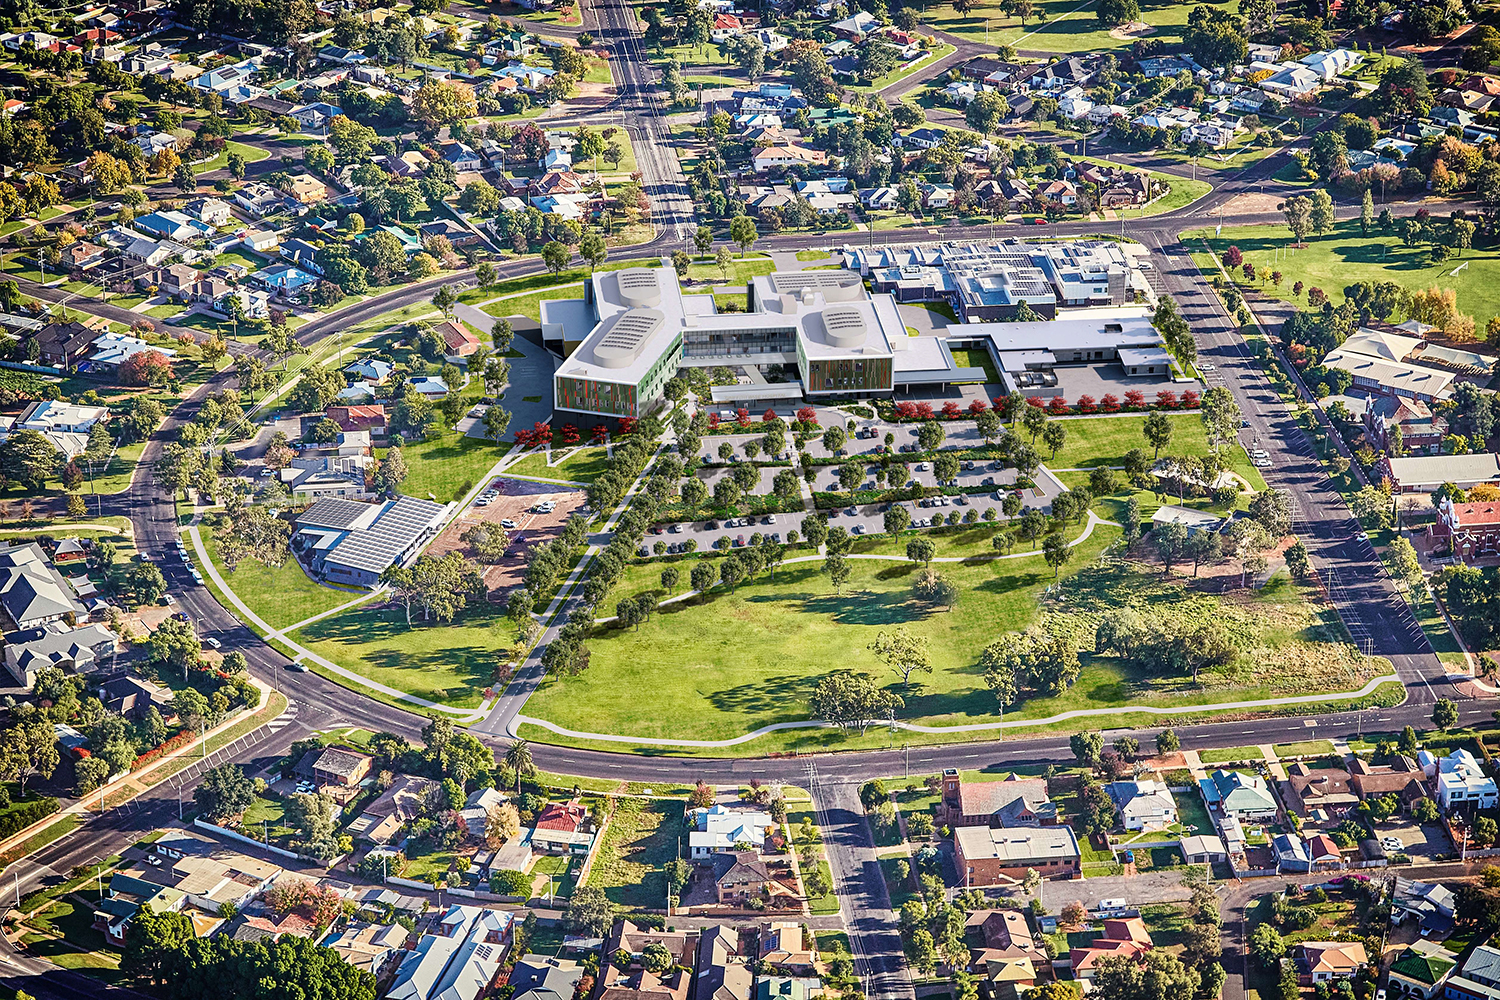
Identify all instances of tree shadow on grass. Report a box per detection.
[706,672,818,715]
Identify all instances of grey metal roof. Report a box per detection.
[299,497,373,531]
[318,496,448,576]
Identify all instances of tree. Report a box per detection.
[578,231,608,273]
[913,569,958,610]
[808,670,904,733]
[729,214,757,256]
[194,764,255,822]
[906,537,935,566]
[1282,195,1312,242]
[1143,410,1172,459]
[504,738,534,793]
[542,241,571,274]
[1200,386,1241,454]
[1433,698,1459,731]
[1070,732,1106,768]
[1308,189,1335,238]
[566,885,616,938]
[1043,531,1072,583]
[1097,0,1140,24]
[1093,949,1199,1000]
[0,429,60,491]
[869,626,933,689]
[412,79,478,130]
[1360,187,1375,235]
[1042,421,1067,459]
[0,718,58,791]
[149,616,202,678]
[1249,924,1285,968]
[1157,729,1180,754]
[1285,540,1311,581]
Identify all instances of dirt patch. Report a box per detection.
[426,477,587,599]
[1215,191,1286,216]
[539,81,614,118]
[1109,20,1155,38]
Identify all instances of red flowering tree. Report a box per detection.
[915,402,935,419]
[1047,396,1069,415]
[515,427,534,447]
[1026,396,1044,410]
[1308,287,1328,308]
[561,423,580,444]
[618,416,636,435]
[1180,389,1200,408]
[941,401,961,419]
[968,399,989,414]
[1242,262,1256,282]
[591,424,609,444]
[119,349,174,386]
[1155,390,1177,409]
[532,421,552,444]
[1123,390,1145,409]
[1286,343,1311,369]
[1222,246,1243,270]
[1100,393,1120,413]
[894,401,918,419]
[763,409,777,423]
[708,412,721,429]
[1076,394,1096,414]
[795,406,818,426]
[736,408,751,428]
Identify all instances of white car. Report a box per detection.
[203,637,222,650]
[500,519,518,529]
[1381,837,1403,851]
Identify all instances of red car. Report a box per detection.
[1033,218,1049,225]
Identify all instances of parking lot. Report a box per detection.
[427,477,587,598]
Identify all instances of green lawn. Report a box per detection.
[1184,220,1500,329]
[787,805,839,915]
[1043,412,1214,469]
[508,446,612,483]
[586,797,681,909]
[1198,745,1266,764]
[524,524,1121,743]
[293,600,513,708]
[948,348,1002,384]
[922,0,1241,53]
[378,402,507,504]
[199,530,364,632]
[1272,739,1335,758]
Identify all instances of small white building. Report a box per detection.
[1421,749,1499,812]
[689,804,774,858]
[0,400,108,458]
[1105,779,1178,832]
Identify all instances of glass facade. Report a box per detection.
[556,376,638,417]
[681,325,796,359]
[804,357,893,394]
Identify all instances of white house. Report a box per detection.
[1421,749,1499,812]
[689,804,774,858]
[0,400,108,458]
[1106,779,1179,832]
[754,28,789,53]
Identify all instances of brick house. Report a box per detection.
[938,769,1056,828]
[325,404,388,435]
[1430,498,1500,561]
[713,851,771,904]
[953,827,1080,886]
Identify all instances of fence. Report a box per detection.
[193,818,347,867]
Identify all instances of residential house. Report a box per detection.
[1281,764,1359,817]
[597,923,696,1000]
[1070,918,1153,981]
[345,358,393,384]
[759,922,816,974]
[435,319,480,357]
[184,197,234,225]
[830,10,880,38]
[135,210,212,243]
[1026,57,1097,91]
[406,376,450,399]
[510,955,584,1000]
[442,141,483,173]
[235,182,288,218]
[419,218,480,249]
[953,826,1080,885]
[1296,942,1368,985]
[325,922,408,979]
[287,174,328,205]
[690,804,774,859]
[88,332,176,369]
[0,543,87,630]
[753,28,789,52]
[937,769,1056,828]
[533,801,592,853]
[348,774,441,844]
[241,228,279,252]
[4,621,116,687]
[304,746,373,788]
[0,400,108,458]
[752,145,828,172]
[1199,769,1279,823]
[965,909,1046,969]
[1259,63,1323,98]
[711,13,744,40]
[1274,833,1343,872]
[902,128,945,150]
[712,850,771,905]
[1394,878,1457,936]
[100,675,171,721]
[387,905,512,1000]
[1105,780,1178,832]
[920,183,954,209]
[1348,756,1430,809]
[1421,749,1498,812]
[290,101,343,132]
[326,404,388,435]
[279,238,325,276]
[252,263,319,296]
[696,924,753,1000]
[1388,941,1456,1000]
[1444,944,1500,1000]
[148,262,199,298]
[756,978,822,1000]
[60,241,108,271]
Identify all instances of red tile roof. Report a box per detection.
[1450,502,1500,527]
[535,802,586,832]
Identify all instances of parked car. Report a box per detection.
[500,519,518,529]
[203,637,222,650]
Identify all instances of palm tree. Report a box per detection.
[504,739,533,793]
